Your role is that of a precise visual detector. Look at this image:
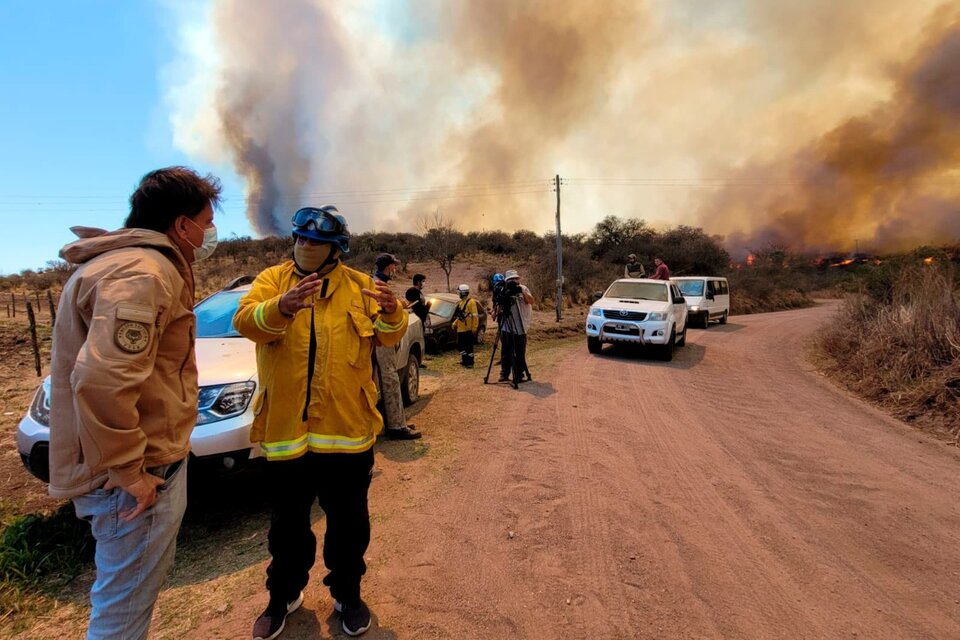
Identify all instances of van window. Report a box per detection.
[707,280,717,295]
[719,280,728,295]
[676,280,704,296]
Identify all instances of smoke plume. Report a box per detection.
[165,0,959,252]
[700,8,960,255]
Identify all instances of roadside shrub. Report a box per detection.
[0,505,94,622]
[815,261,960,434]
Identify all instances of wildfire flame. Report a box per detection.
[923,256,935,265]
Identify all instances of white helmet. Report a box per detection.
[457,283,470,298]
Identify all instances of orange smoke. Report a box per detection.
[702,9,960,257]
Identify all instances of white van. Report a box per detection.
[671,276,729,328]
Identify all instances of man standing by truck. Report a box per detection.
[373,254,421,440]
[49,166,221,639]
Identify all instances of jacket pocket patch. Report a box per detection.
[115,321,151,353]
[116,303,156,324]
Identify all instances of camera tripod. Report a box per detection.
[483,308,531,389]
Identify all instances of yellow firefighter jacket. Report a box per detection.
[452,297,479,334]
[233,261,408,460]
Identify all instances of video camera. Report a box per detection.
[492,279,522,310]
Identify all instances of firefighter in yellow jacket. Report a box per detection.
[452,283,480,367]
[234,205,407,639]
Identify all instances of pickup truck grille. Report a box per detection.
[602,310,646,321]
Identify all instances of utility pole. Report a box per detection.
[555,174,563,322]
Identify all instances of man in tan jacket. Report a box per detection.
[50,166,221,640]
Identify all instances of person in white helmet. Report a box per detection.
[452,284,480,367]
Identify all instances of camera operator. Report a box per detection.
[495,270,534,386]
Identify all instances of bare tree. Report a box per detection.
[418,209,463,292]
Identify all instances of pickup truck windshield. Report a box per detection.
[605,281,668,302]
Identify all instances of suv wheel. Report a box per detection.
[676,324,687,347]
[400,354,420,405]
[719,311,728,325]
[701,313,710,329]
[587,336,602,354]
[658,328,675,361]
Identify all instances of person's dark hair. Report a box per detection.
[124,166,222,232]
[413,273,426,286]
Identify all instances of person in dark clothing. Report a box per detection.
[624,253,646,278]
[497,270,534,387]
[650,257,672,280]
[404,273,430,325]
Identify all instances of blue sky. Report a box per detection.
[0,2,248,275]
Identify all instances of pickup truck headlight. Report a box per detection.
[646,312,666,321]
[689,305,700,312]
[589,306,603,317]
[197,381,256,425]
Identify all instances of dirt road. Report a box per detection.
[347,302,960,639]
[12,302,960,639]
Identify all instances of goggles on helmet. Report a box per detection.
[292,207,346,236]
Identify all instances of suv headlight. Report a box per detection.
[646,312,666,321]
[589,306,603,317]
[29,378,52,426]
[197,381,256,425]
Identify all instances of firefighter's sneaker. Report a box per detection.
[335,599,372,636]
[252,591,303,640]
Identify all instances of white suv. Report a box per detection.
[585,278,688,361]
[17,279,425,483]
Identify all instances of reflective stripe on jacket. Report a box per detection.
[233,261,408,459]
[452,298,479,334]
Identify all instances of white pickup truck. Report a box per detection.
[584,278,688,361]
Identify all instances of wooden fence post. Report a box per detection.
[26,302,41,377]
[47,290,57,326]
[10,292,15,318]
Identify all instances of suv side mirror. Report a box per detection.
[675,295,686,304]
[592,291,604,302]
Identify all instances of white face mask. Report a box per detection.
[185,217,218,262]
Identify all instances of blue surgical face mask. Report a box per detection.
[185,217,218,262]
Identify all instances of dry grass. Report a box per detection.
[815,261,960,436]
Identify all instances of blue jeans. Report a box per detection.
[73,460,188,640]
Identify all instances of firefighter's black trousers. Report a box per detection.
[457,330,475,366]
[264,448,374,607]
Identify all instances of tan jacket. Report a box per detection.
[48,229,197,499]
